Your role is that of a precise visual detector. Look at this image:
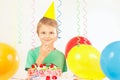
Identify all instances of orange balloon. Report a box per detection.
[0,43,19,80]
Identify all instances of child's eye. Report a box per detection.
[50,32,54,34]
[41,32,46,34]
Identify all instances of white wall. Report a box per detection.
[0,0,120,79]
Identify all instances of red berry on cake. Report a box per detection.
[52,76,57,79]
[46,75,50,80]
[49,63,54,68]
[31,63,38,69]
[39,63,47,70]
[39,64,43,68]
[49,63,57,70]
[31,64,35,68]
[43,63,46,66]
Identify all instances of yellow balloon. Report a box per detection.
[0,43,19,80]
[67,45,105,79]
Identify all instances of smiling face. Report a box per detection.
[38,24,57,45]
[37,17,58,45]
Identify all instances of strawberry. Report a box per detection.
[46,75,50,80]
[31,64,35,68]
[49,64,55,68]
[39,64,43,68]
[43,63,46,66]
[52,76,57,79]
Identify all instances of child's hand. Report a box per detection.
[41,39,55,54]
[36,43,54,65]
[40,44,51,56]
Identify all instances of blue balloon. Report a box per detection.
[100,41,120,80]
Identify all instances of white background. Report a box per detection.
[0,0,120,79]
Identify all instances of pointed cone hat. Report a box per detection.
[44,1,56,20]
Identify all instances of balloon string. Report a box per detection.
[76,0,81,36]
[82,0,88,45]
[17,0,22,44]
[76,0,81,45]
[57,0,62,39]
[82,0,88,38]
[31,0,36,50]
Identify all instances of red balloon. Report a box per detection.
[65,36,91,58]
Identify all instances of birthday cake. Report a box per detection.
[28,63,62,80]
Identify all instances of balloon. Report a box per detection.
[0,43,19,80]
[100,41,120,80]
[67,45,105,79]
[65,36,91,58]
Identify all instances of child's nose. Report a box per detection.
[46,34,50,37]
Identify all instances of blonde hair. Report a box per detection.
[37,17,58,35]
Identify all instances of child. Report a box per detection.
[25,17,67,73]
